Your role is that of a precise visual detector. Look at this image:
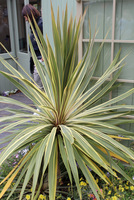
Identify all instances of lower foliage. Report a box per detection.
[0,152,134,200]
[55,162,134,200]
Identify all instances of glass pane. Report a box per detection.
[16,0,27,52]
[115,0,134,40]
[112,83,134,106]
[83,42,111,77]
[114,43,134,80]
[83,0,113,39]
[0,0,11,53]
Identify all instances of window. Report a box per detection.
[77,0,134,132]
[0,0,11,53]
[81,0,134,79]
[78,0,134,92]
[16,0,27,52]
[16,0,41,53]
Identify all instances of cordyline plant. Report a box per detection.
[0,4,134,200]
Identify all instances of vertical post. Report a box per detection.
[110,0,116,99]
[111,0,116,63]
[76,0,83,61]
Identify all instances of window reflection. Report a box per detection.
[16,0,27,52]
[0,1,11,53]
[115,0,134,40]
[83,0,112,40]
[29,0,41,14]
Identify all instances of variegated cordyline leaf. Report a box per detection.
[0,3,134,200]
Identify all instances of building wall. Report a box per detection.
[0,60,17,93]
[0,0,76,94]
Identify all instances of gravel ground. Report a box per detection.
[0,92,33,153]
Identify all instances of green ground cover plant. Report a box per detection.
[0,154,134,200]
[0,3,134,200]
